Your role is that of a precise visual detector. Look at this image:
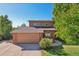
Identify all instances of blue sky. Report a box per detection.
[0,3,54,27]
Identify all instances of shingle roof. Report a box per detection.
[37,28,56,31]
[11,26,56,33]
[11,26,43,33]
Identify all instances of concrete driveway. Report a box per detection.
[0,41,42,56]
[18,44,40,50]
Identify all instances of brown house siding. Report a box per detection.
[12,33,17,44]
[51,30,56,39]
[12,33,43,44]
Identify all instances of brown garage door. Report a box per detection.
[13,33,43,44]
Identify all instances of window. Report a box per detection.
[45,33,51,37]
[32,23,49,27]
[44,31,51,38]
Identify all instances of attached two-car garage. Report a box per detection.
[12,27,43,44]
[12,26,56,44]
[12,33,43,44]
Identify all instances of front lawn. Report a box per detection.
[42,45,79,56]
[63,45,79,56]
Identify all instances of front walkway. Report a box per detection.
[0,41,42,56]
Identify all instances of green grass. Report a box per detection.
[42,45,79,56]
[63,45,79,56]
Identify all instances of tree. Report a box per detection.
[53,4,79,44]
[0,15,12,40]
[21,23,26,27]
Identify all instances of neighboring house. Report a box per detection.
[12,20,56,44]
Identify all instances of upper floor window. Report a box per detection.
[31,23,53,28]
[32,23,49,27]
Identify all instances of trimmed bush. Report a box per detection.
[39,38,53,49]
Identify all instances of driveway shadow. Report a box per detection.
[17,44,40,50]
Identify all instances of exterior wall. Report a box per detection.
[50,30,56,42]
[29,21,54,27]
[51,30,56,39]
[12,33,43,44]
[12,33,17,44]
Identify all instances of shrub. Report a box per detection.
[55,37,66,44]
[3,33,12,40]
[39,38,53,49]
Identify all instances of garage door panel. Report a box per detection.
[16,33,42,43]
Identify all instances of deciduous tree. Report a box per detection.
[54,4,79,44]
[0,15,12,40]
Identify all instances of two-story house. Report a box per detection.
[12,20,56,44]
